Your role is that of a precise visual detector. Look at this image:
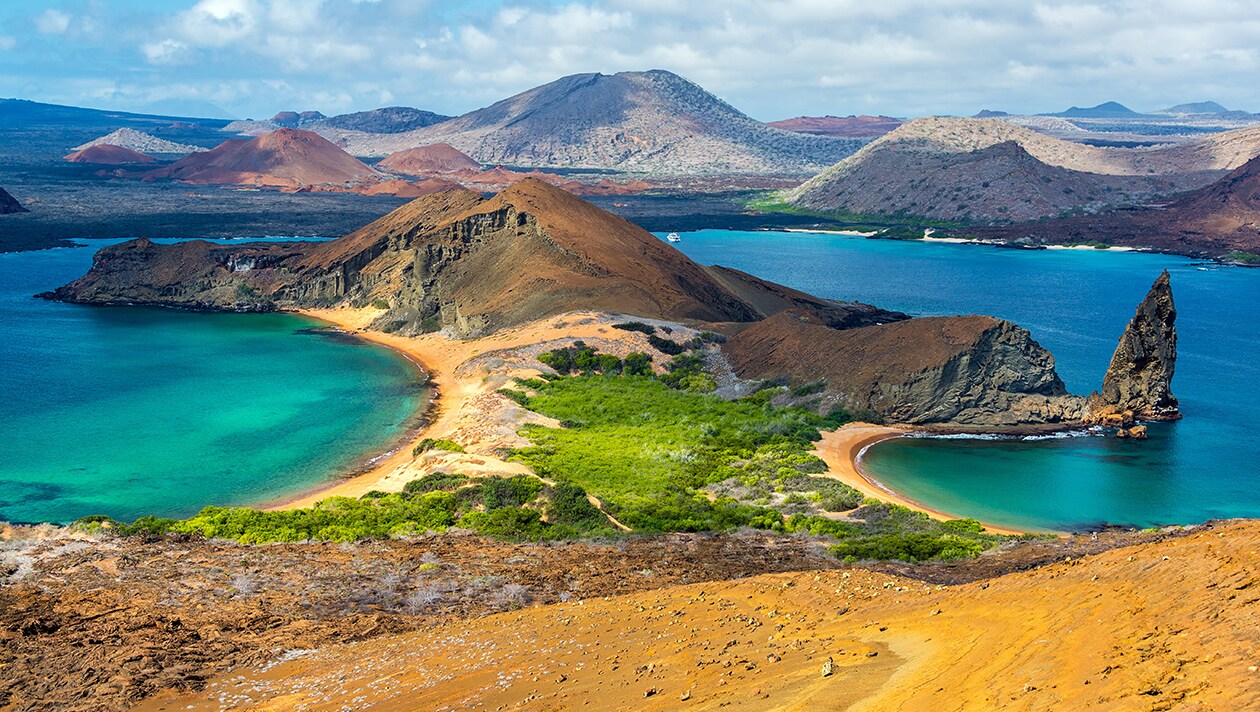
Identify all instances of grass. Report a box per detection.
[1224,251,1260,265]
[88,472,616,544]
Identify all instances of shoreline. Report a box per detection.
[813,425,1031,536]
[262,309,448,510]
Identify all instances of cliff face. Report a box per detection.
[46,238,310,310]
[724,311,1086,426]
[1092,271,1180,421]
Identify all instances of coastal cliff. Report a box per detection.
[725,311,1086,425]
[1090,270,1180,421]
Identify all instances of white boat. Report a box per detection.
[666,232,681,242]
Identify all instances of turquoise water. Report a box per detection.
[663,230,1260,531]
[0,240,425,524]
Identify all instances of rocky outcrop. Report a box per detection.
[724,311,1086,426]
[0,186,27,214]
[1090,271,1180,421]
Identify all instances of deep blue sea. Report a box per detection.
[663,230,1260,532]
[0,239,425,524]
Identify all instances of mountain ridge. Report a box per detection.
[313,70,864,174]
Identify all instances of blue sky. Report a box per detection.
[2,0,1258,120]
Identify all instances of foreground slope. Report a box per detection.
[145,128,380,188]
[141,520,1260,711]
[789,117,1260,221]
[320,70,864,174]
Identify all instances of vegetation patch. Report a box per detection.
[88,473,615,544]
[508,370,1006,562]
[413,438,465,456]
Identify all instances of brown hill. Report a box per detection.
[356,177,463,198]
[789,117,1260,222]
[145,129,379,187]
[977,155,1260,256]
[767,114,903,138]
[725,310,1085,425]
[1,186,27,214]
[49,179,901,338]
[377,143,481,175]
[63,144,156,164]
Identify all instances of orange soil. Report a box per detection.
[812,427,1028,536]
[141,520,1260,711]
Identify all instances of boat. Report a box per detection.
[666,232,681,242]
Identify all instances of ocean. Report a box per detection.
[0,239,425,524]
[663,230,1260,532]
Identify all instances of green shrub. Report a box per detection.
[647,334,685,355]
[612,321,656,335]
[370,298,390,309]
[413,438,465,456]
[403,472,471,495]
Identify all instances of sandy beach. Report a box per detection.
[813,425,1028,535]
[271,308,677,510]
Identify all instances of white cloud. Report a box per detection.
[0,36,15,51]
[35,9,72,35]
[7,0,1260,120]
[142,39,192,65]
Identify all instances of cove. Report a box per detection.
[663,230,1260,531]
[0,239,425,524]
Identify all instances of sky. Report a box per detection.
[1,0,1258,121]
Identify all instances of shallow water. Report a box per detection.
[0,239,425,524]
[663,230,1260,531]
